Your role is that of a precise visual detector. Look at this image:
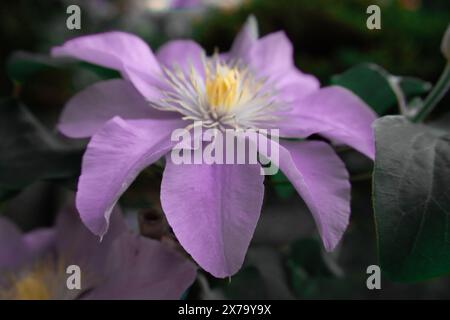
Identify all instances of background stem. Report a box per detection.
[413,63,450,122]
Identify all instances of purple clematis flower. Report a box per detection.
[51,16,376,278]
[0,205,196,299]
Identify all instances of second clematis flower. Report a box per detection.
[52,17,376,278]
[0,205,196,299]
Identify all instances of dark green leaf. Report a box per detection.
[6,51,70,83]
[6,51,119,84]
[0,98,83,201]
[271,171,295,199]
[331,63,395,115]
[223,267,267,299]
[373,115,450,282]
[399,77,432,98]
[331,63,431,115]
[288,238,334,277]
[287,238,348,298]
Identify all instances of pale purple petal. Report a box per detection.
[55,203,126,275]
[23,229,55,256]
[273,68,320,103]
[51,31,160,75]
[76,116,185,237]
[228,15,259,61]
[122,65,164,101]
[58,79,176,138]
[83,234,197,299]
[51,32,162,100]
[246,31,294,76]
[253,135,351,251]
[279,140,351,251]
[172,0,201,8]
[0,219,54,270]
[0,218,29,269]
[280,86,377,159]
[240,31,320,103]
[161,159,264,278]
[157,40,205,78]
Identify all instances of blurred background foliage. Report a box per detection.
[1,0,450,299]
[1,0,449,119]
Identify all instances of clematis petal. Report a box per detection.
[161,158,264,278]
[279,140,351,251]
[274,68,320,103]
[252,135,351,251]
[229,15,259,61]
[280,86,377,159]
[121,65,164,101]
[246,31,293,75]
[0,218,54,270]
[0,218,29,269]
[157,40,206,77]
[76,116,185,238]
[23,229,55,256]
[51,31,162,100]
[51,31,160,74]
[56,203,126,275]
[58,79,175,138]
[241,30,320,103]
[83,234,197,299]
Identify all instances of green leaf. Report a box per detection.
[271,171,295,199]
[288,261,315,298]
[0,98,83,201]
[400,76,432,98]
[6,51,119,84]
[6,51,69,83]
[373,115,450,282]
[223,267,267,299]
[287,238,346,298]
[288,238,334,277]
[331,63,431,115]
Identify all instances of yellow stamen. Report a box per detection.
[206,64,241,110]
[1,258,66,300]
[12,270,52,300]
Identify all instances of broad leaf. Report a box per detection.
[400,77,432,98]
[374,115,450,281]
[331,63,431,115]
[0,98,83,201]
[7,51,119,84]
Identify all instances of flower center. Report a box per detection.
[153,56,282,130]
[11,270,52,300]
[0,258,70,300]
[205,65,240,110]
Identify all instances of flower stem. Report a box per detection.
[412,63,450,122]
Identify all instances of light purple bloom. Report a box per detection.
[171,0,201,9]
[52,16,376,278]
[0,205,196,299]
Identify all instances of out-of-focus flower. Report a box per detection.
[143,0,183,12]
[51,16,376,278]
[170,0,201,9]
[145,0,241,12]
[171,0,245,10]
[0,205,196,299]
